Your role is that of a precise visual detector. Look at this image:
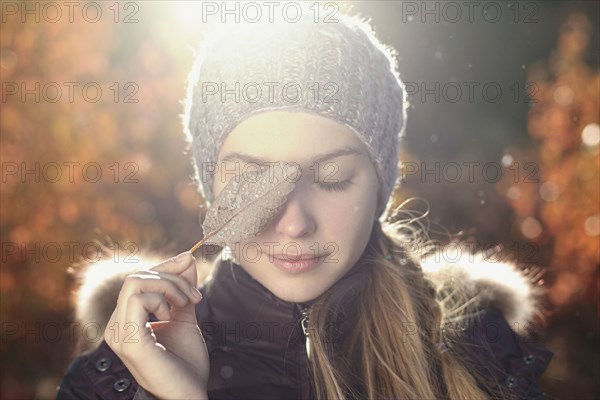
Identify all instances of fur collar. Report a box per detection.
[420,245,545,332]
[71,246,545,353]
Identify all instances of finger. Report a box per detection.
[178,257,199,290]
[152,252,195,276]
[117,274,191,326]
[122,271,190,307]
[169,297,201,324]
[130,292,172,321]
[118,293,171,357]
[129,267,202,303]
[147,320,169,331]
[106,292,169,350]
[152,251,198,288]
[143,270,201,304]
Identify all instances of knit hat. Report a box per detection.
[183,5,408,218]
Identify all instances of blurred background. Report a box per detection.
[1,1,598,398]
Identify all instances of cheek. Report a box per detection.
[337,175,379,222]
[322,188,376,242]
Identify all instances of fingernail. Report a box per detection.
[191,287,202,301]
[175,251,191,263]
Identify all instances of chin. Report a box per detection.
[271,285,323,304]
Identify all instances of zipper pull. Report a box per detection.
[300,306,311,360]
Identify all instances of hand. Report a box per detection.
[104,252,209,399]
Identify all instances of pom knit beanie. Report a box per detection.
[183,5,408,218]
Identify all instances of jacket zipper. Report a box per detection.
[295,303,313,399]
[298,304,311,360]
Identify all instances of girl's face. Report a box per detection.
[213,111,379,303]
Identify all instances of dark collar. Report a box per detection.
[194,253,370,394]
[196,251,371,351]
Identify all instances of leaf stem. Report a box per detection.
[189,237,208,254]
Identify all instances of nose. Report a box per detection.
[274,190,316,238]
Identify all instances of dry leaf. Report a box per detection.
[190,161,299,252]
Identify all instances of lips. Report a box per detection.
[266,252,329,274]
[271,253,322,261]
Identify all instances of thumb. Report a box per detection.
[152,252,197,287]
[179,254,198,288]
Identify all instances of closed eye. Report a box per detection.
[317,179,354,192]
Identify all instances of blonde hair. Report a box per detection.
[305,217,495,399]
[196,208,506,399]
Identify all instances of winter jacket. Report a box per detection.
[56,248,554,399]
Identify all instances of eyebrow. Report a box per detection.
[220,145,364,166]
